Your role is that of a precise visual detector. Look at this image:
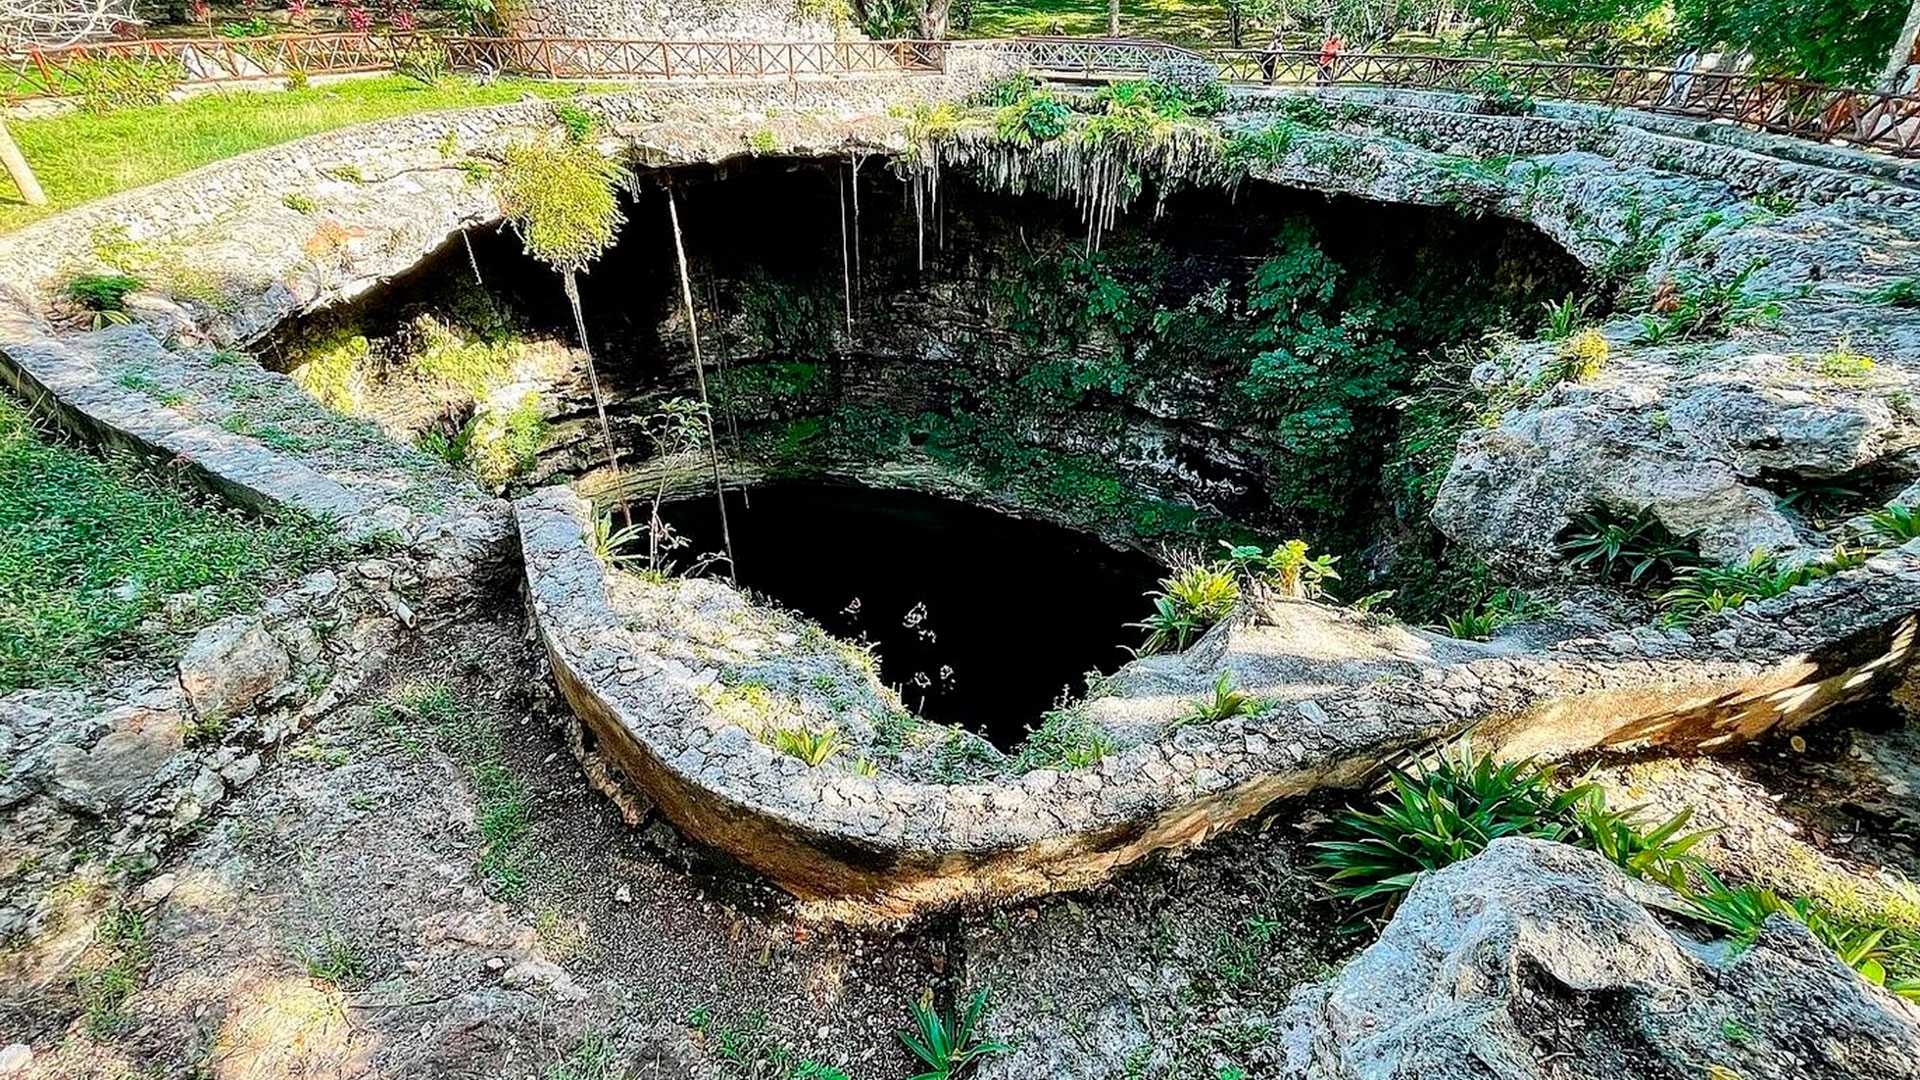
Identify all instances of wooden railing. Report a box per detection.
[5,30,1916,159]
[1,32,945,104]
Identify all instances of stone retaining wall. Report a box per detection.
[516,485,1920,917]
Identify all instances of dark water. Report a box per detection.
[654,482,1163,748]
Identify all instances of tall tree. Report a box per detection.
[918,0,951,38]
[1884,0,1920,89]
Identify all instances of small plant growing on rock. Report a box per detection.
[282,193,318,215]
[1538,294,1590,341]
[1815,340,1877,381]
[1170,673,1263,730]
[1129,562,1240,656]
[1014,707,1115,770]
[1559,506,1700,585]
[763,726,846,767]
[553,101,597,144]
[589,509,645,568]
[747,128,778,154]
[1569,791,1706,890]
[1440,587,1548,641]
[65,273,142,326]
[1868,277,1920,308]
[1658,550,1815,626]
[1535,327,1608,387]
[1868,504,1920,545]
[899,988,1009,1080]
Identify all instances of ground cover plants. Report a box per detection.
[1313,746,1920,1001]
[0,393,337,692]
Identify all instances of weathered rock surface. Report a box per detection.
[177,615,291,720]
[1272,838,1920,1080]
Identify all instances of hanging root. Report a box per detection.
[666,187,738,583]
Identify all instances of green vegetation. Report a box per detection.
[899,988,1010,1080]
[1013,706,1117,769]
[1559,505,1701,585]
[74,904,151,1038]
[1869,504,1920,545]
[0,76,608,234]
[1312,750,1593,921]
[1170,672,1266,728]
[0,395,337,693]
[1130,562,1241,655]
[495,133,625,274]
[1313,746,1920,1000]
[1440,586,1548,640]
[1869,278,1920,307]
[303,935,370,987]
[762,725,849,767]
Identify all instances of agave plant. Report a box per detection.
[899,988,1009,1080]
[1129,563,1240,656]
[1311,749,1593,921]
[1560,506,1700,585]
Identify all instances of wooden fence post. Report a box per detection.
[0,117,47,207]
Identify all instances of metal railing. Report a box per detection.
[5,30,1916,159]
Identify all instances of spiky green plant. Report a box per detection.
[1170,672,1262,729]
[1569,791,1709,890]
[1559,506,1700,585]
[764,726,846,767]
[1129,562,1239,656]
[590,510,645,568]
[1868,504,1920,545]
[899,988,1009,1080]
[1311,750,1593,921]
[1539,293,1589,341]
[1659,551,1810,624]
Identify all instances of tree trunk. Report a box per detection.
[1882,0,1920,91]
[0,119,46,208]
[919,0,951,39]
[1108,0,1119,36]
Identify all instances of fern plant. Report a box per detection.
[899,988,1009,1080]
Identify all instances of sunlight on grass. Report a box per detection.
[0,394,339,691]
[0,74,603,234]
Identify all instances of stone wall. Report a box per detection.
[516,484,1920,918]
[500,0,850,40]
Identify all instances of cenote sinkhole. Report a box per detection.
[649,481,1164,747]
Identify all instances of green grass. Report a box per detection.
[385,680,534,900]
[0,394,339,693]
[0,75,606,234]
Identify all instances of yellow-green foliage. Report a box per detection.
[493,134,625,274]
[413,317,522,399]
[290,332,370,411]
[1817,343,1877,381]
[470,392,548,488]
[1562,327,1609,381]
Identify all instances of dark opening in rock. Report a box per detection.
[649,481,1162,747]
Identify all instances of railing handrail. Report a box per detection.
[5,31,1915,158]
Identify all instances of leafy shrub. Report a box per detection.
[1658,550,1812,625]
[992,90,1071,145]
[1014,708,1114,770]
[1145,58,1228,117]
[394,41,452,87]
[1312,750,1593,921]
[1441,587,1547,640]
[1130,562,1240,655]
[1471,69,1535,116]
[1559,506,1700,585]
[899,988,1009,1080]
[553,101,597,143]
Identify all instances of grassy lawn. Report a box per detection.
[959,0,1570,57]
[0,74,603,234]
[0,394,339,692]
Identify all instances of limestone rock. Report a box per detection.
[43,704,184,814]
[178,615,291,720]
[1274,838,1920,1080]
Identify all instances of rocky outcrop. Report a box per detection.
[516,482,1920,917]
[1272,838,1920,1080]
